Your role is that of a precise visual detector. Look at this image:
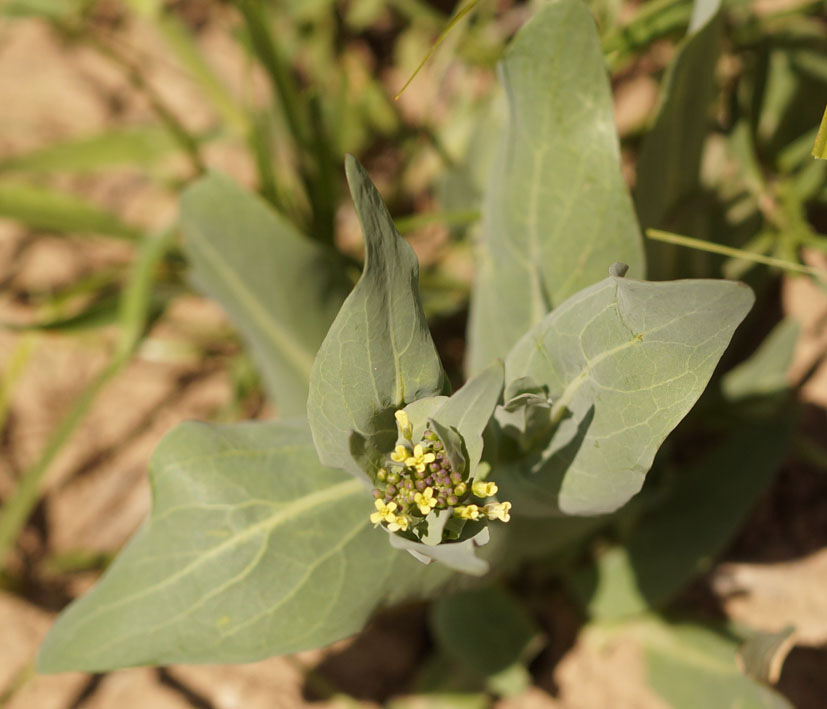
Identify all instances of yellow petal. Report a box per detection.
[472,480,498,498]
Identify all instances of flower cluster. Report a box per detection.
[369,410,512,539]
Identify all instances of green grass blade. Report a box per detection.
[0,127,180,174]
[0,335,36,434]
[156,15,249,137]
[812,104,827,159]
[395,0,479,100]
[0,183,141,239]
[0,357,124,565]
[0,229,173,565]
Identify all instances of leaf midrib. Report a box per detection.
[60,477,364,635]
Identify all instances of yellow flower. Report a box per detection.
[370,499,397,526]
[472,480,498,498]
[414,487,438,515]
[394,410,413,440]
[405,444,436,473]
[483,501,512,522]
[387,513,410,532]
[390,444,410,463]
[455,504,480,521]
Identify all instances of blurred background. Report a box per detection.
[0,0,826,706]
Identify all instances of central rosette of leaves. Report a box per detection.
[369,410,511,541]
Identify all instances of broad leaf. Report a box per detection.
[390,528,491,577]
[635,0,723,279]
[429,586,540,697]
[581,618,792,708]
[467,0,644,375]
[37,419,455,673]
[500,275,754,516]
[432,361,504,478]
[181,172,348,416]
[721,318,800,401]
[308,156,447,475]
[571,416,795,618]
[736,627,796,686]
[639,619,793,708]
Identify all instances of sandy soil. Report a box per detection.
[1,9,826,709]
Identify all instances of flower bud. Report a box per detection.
[394,410,413,440]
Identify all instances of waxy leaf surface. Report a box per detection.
[432,361,504,478]
[308,156,446,476]
[467,0,644,374]
[571,416,795,618]
[38,420,455,673]
[501,276,754,516]
[182,172,348,416]
[430,586,539,695]
[635,0,723,279]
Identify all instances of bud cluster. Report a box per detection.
[369,410,512,537]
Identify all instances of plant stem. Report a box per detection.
[646,228,827,281]
[0,357,125,564]
[0,335,36,434]
[85,33,206,176]
[236,0,336,243]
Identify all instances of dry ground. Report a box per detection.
[1,11,826,709]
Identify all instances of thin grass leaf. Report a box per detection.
[395,0,479,100]
[0,229,172,564]
[0,127,180,174]
[0,183,141,239]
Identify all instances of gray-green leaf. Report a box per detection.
[635,0,723,279]
[736,627,796,686]
[570,416,795,618]
[467,0,644,375]
[37,419,455,673]
[638,618,793,708]
[308,155,447,475]
[181,172,348,416]
[432,361,504,479]
[500,275,754,516]
[429,586,540,697]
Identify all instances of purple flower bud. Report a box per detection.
[429,463,440,473]
[415,480,427,491]
[387,471,401,484]
[433,441,443,451]
[386,484,397,496]
[372,489,382,498]
[450,471,462,484]
[425,475,434,486]
[447,494,458,505]
[416,468,427,479]
[437,495,447,507]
